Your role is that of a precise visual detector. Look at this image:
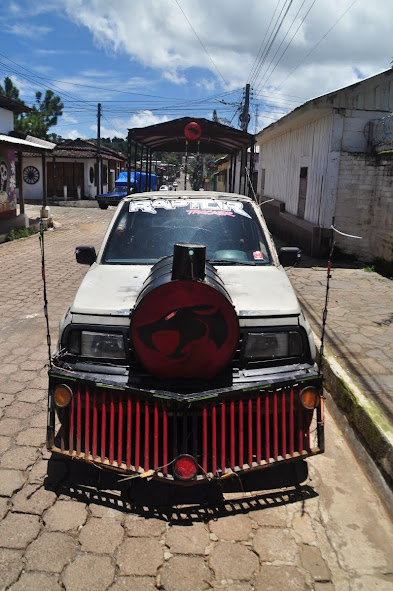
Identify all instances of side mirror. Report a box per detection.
[278,247,301,267]
[76,246,97,265]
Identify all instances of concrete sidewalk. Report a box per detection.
[287,254,393,509]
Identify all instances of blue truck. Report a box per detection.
[97,171,157,209]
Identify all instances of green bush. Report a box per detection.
[6,227,37,241]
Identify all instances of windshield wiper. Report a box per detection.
[207,259,258,266]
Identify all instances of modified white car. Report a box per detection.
[47,191,324,484]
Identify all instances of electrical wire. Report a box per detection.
[249,0,294,88]
[173,0,228,86]
[247,0,282,85]
[255,0,318,94]
[275,0,359,89]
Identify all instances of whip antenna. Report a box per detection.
[318,221,362,375]
[39,220,52,369]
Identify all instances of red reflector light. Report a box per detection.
[173,455,198,481]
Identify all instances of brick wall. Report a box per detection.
[334,152,393,263]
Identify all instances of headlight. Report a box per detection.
[244,331,303,360]
[81,331,126,359]
[66,330,126,360]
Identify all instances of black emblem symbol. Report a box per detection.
[136,305,228,359]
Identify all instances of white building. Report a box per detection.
[18,138,126,202]
[255,69,393,262]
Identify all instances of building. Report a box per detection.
[16,138,127,202]
[0,95,53,237]
[255,69,393,262]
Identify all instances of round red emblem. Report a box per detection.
[184,121,202,141]
[130,280,239,379]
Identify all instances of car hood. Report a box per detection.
[70,264,300,320]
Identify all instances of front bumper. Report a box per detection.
[47,363,324,484]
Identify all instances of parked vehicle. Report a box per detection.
[159,184,169,191]
[97,171,157,209]
[47,191,324,485]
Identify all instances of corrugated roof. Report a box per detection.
[128,117,254,154]
[0,134,53,151]
[0,95,30,115]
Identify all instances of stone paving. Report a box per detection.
[0,204,392,591]
[287,262,393,422]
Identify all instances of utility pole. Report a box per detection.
[254,103,259,134]
[97,103,102,196]
[239,84,251,132]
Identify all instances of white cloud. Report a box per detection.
[57,0,393,98]
[65,129,81,140]
[62,112,78,124]
[7,0,393,139]
[94,110,170,138]
[162,71,187,85]
[5,23,51,38]
[195,78,216,93]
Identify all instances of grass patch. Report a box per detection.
[6,227,37,241]
[363,264,375,273]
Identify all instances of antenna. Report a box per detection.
[318,221,362,375]
[39,220,52,369]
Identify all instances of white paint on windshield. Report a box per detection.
[128,199,252,218]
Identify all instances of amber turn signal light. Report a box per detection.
[300,386,320,410]
[53,384,73,408]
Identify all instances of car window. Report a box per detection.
[101,198,272,265]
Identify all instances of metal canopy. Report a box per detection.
[128,117,254,154]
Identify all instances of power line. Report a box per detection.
[173,0,228,86]
[276,0,359,89]
[255,0,318,94]
[247,0,282,85]
[250,0,294,89]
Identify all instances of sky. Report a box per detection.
[1,0,392,141]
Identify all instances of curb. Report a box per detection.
[314,333,393,514]
[50,200,99,208]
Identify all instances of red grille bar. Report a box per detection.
[144,401,149,471]
[281,391,286,458]
[109,392,115,464]
[135,399,140,470]
[239,399,244,466]
[212,403,217,475]
[202,406,207,474]
[273,392,278,460]
[85,388,90,459]
[248,397,252,466]
[76,387,81,455]
[256,395,261,463]
[53,384,318,478]
[101,391,106,463]
[230,400,235,469]
[92,392,97,458]
[117,396,123,466]
[221,402,226,473]
[289,388,294,455]
[126,398,131,468]
[265,396,270,462]
[163,404,168,475]
[154,401,159,469]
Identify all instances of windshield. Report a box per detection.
[102,198,272,265]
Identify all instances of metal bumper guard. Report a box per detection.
[47,365,324,483]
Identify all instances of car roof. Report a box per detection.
[124,190,254,204]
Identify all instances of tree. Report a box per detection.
[0,77,64,140]
[0,76,22,101]
[212,108,231,127]
[17,90,64,139]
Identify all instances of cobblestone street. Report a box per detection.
[0,205,392,591]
